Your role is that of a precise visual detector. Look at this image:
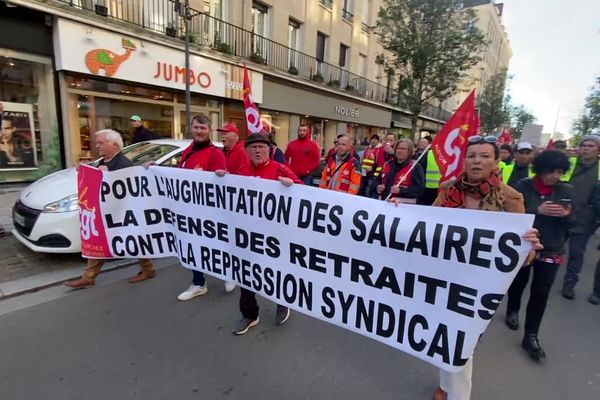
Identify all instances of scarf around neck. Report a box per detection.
[440,168,505,211]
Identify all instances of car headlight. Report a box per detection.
[43,194,80,213]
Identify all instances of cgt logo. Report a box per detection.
[444,128,465,177]
[79,186,99,240]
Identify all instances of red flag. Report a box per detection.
[431,90,479,181]
[243,64,265,134]
[498,127,512,145]
[547,139,555,149]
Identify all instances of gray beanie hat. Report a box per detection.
[580,135,600,147]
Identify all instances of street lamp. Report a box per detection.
[172,0,201,135]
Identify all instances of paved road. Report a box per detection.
[1,254,599,400]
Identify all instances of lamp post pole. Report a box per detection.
[183,0,192,133]
[175,0,197,136]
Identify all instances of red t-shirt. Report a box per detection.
[224,140,250,175]
[241,159,303,183]
[179,142,226,172]
[284,137,321,178]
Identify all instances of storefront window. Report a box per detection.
[0,50,59,182]
[261,110,290,148]
[65,74,221,163]
[72,94,175,162]
[67,75,174,101]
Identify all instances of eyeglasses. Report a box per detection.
[468,135,498,144]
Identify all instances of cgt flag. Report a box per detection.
[243,64,265,134]
[498,127,513,145]
[431,90,479,181]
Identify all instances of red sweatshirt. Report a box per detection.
[223,140,249,175]
[284,137,321,178]
[179,141,226,171]
[242,159,303,183]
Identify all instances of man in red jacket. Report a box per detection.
[218,122,249,175]
[216,122,248,292]
[217,132,302,335]
[284,124,321,185]
[176,114,228,301]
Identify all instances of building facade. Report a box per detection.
[1,0,450,183]
[445,0,512,111]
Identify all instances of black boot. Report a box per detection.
[522,334,546,361]
[505,310,519,330]
[562,285,575,300]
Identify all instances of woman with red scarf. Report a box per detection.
[506,150,572,360]
[430,136,541,400]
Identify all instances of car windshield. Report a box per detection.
[88,143,179,167]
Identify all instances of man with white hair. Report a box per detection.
[65,129,156,289]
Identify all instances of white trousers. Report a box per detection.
[439,357,473,400]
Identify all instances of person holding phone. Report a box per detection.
[506,150,573,361]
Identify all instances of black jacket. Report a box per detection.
[569,160,599,234]
[515,178,573,256]
[98,152,132,171]
[132,126,158,143]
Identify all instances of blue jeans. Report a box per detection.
[563,233,591,289]
[192,270,206,287]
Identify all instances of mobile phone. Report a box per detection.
[557,198,571,207]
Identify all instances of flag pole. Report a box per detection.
[384,144,431,201]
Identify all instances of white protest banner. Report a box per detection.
[78,164,534,372]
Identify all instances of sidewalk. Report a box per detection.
[0,234,136,299]
[0,183,26,234]
[0,183,151,300]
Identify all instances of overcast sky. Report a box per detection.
[500,0,600,135]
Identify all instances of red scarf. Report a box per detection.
[533,176,554,196]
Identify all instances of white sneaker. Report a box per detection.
[177,284,208,301]
[224,281,237,293]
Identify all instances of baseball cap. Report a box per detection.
[516,142,533,151]
[216,122,240,135]
[245,132,271,147]
[581,135,600,147]
[130,115,142,122]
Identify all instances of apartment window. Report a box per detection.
[316,32,327,62]
[288,19,300,50]
[362,0,372,32]
[339,44,349,68]
[342,0,354,22]
[203,0,222,18]
[358,53,368,92]
[319,0,333,8]
[252,1,269,59]
[359,54,368,77]
[252,1,269,37]
[288,19,301,69]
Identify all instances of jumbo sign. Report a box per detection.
[54,18,263,102]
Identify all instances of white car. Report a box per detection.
[12,139,219,253]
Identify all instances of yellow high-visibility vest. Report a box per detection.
[425,151,442,189]
[501,162,533,184]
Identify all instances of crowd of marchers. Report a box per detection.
[63,114,599,400]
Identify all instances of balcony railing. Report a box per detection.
[53,0,450,121]
[319,0,333,9]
